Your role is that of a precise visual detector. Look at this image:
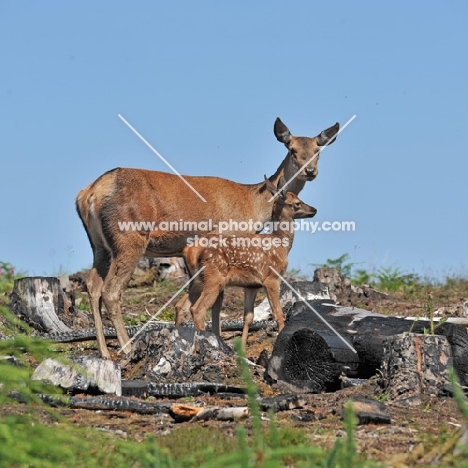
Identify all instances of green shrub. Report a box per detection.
[0,261,23,294]
[374,266,420,293]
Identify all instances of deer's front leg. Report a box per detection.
[263,278,284,332]
[241,287,261,348]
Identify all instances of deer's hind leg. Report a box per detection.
[87,244,112,359]
[190,268,225,332]
[101,234,149,355]
[176,245,204,326]
[175,293,191,326]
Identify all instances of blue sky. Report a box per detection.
[1,1,467,281]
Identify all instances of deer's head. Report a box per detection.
[274,118,340,182]
[264,176,317,220]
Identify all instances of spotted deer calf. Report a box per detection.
[182,178,317,348]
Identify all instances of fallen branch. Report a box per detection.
[169,404,249,422]
[147,381,247,398]
[69,396,172,414]
[0,320,278,343]
[10,392,172,415]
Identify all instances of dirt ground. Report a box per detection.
[3,272,468,466]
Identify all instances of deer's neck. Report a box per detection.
[235,153,305,229]
[271,213,295,253]
[268,153,306,195]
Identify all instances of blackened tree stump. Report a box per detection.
[121,326,240,385]
[380,333,453,405]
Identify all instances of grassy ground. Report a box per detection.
[1,260,468,467]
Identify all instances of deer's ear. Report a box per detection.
[263,175,277,196]
[316,122,340,147]
[274,118,292,145]
[276,176,287,200]
[277,176,287,192]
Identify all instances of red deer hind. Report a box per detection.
[183,177,317,348]
[76,118,339,358]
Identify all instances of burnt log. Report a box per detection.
[122,380,247,400]
[147,381,246,398]
[266,300,468,392]
[2,319,277,344]
[9,277,72,333]
[35,393,302,417]
[348,314,468,384]
[266,302,360,393]
[30,393,173,414]
[69,396,172,414]
[322,301,467,384]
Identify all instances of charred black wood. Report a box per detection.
[256,349,270,369]
[266,300,468,391]
[340,375,368,389]
[349,315,468,386]
[0,320,278,343]
[147,382,246,398]
[68,396,172,414]
[121,380,149,398]
[121,327,239,385]
[212,393,247,400]
[380,333,453,405]
[346,396,391,425]
[259,394,305,412]
[266,301,359,393]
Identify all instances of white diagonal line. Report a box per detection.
[269,114,357,202]
[118,266,205,354]
[268,266,357,353]
[118,114,207,202]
